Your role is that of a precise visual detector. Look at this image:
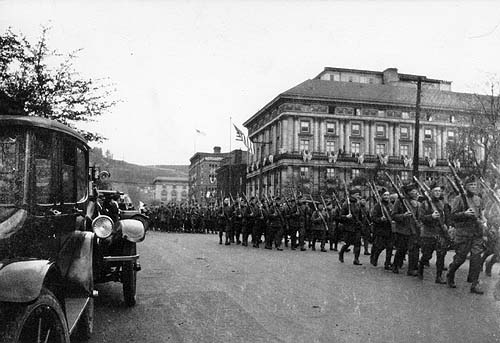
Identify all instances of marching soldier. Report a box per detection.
[359,196,372,255]
[232,198,243,244]
[298,196,310,251]
[287,198,301,250]
[370,188,394,270]
[338,188,364,265]
[265,197,284,250]
[241,198,254,246]
[311,202,328,252]
[391,183,422,276]
[447,175,486,294]
[418,182,449,284]
[253,198,266,248]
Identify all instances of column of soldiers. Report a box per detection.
[212,172,499,295]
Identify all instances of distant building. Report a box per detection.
[243,66,482,197]
[216,149,248,199]
[153,176,189,203]
[188,146,229,204]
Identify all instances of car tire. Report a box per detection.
[122,241,137,307]
[0,287,70,343]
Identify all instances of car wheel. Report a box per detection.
[122,241,137,307]
[0,287,70,343]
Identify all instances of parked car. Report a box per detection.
[0,115,94,342]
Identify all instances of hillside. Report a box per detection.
[89,149,188,185]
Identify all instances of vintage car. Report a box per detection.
[0,115,147,342]
[0,115,95,342]
[87,187,147,306]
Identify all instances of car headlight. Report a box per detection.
[92,215,114,239]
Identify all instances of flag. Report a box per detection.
[195,129,206,136]
[233,124,253,153]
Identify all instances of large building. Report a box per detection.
[152,176,189,204]
[215,149,248,199]
[188,146,229,203]
[243,67,482,197]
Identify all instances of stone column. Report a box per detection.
[370,122,376,155]
[319,119,325,153]
[365,122,370,153]
[293,117,299,152]
[395,124,400,156]
[388,123,394,156]
[436,126,442,159]
[339,119,345,153]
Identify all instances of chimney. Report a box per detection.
[383,68,399,84]
[213,146,221,154]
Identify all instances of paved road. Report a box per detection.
[89,232,500,343]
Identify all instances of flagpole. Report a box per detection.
[229,116,232,199]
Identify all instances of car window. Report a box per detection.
[35,131,53,205]
[0,128,25,207]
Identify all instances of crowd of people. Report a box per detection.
[149,173,500,295]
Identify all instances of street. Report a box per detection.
[90,232,500,343]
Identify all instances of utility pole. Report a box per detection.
[412,77,423,178]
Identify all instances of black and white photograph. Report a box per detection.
[1,1,500,342]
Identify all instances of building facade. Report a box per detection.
[243,67,481,197]
[188,146,229,204]
[153,176,189,204]
[215,149,248,199]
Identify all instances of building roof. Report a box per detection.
[244,79,484,127]
[153,176,189,184]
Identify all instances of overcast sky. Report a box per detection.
[1,0,500,165]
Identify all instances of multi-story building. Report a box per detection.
[153,176,189,204]
[215,149,248,199]
[188,146,229,203]
[243,67,481,197]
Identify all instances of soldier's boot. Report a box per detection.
[339,246,346,263]
[333,242,338,251]
[300,244,307,251]
[435,271,446,284]
[417,262,425,280]
[485,259,494,277]
[446,271,457,288]
[470,282,484,295]
[392,263,399,274]
[353,247,362,265]
[329,242,334,251]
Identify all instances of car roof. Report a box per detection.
[0,115,88,147]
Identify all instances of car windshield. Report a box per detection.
[0,128,26,210]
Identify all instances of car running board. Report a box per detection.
[103,254,140,263]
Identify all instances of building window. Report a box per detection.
[300,167,309,179]
[326,122,336,134]
[424,146,433,158]
[326,140,335,153]
[424,128,433,140]
[299,139,310,152]
[400,126,409,139]
[326,168,335,179]
[447,130,455,142]
[402,112,409,119]
[300,120,310,133]
[352,169,360,178]
[171,190,178,198]
[376,144,386,155]
[376,124,386,138]
[355,109,361,116]
[378,110,385,116]
[351,142,361,154]
[351,123,361,136]
[400,144,409,157]
[450,115,456,123]
[401,171,409,181]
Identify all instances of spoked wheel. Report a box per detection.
[122,241,137,307]
[0,287,69,343]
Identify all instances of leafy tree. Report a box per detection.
[0,27,117,142]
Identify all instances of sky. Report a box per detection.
[1,0,500,165]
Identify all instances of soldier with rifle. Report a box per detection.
[328,191,343,251]
[264,196,284,250]
[310,195,328,252]
[286,196,302,250]
[253,197,266,248]
[387,173,422,276]
[369,184,394,270]
[338,186,365,265]
[415,179,450,284]
[232,195,243,245]
[446,161,487,294]
[241,194,254,247]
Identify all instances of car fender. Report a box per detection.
[59,231,94,296]
[116,219,145,243]
[0,259,54,302]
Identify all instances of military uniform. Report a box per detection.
[338,189,364,265]
[447,176,486,294]
[391,187,422,276]
[265,201,283,250]
[311,204,328,252]
[370,196,393,269]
